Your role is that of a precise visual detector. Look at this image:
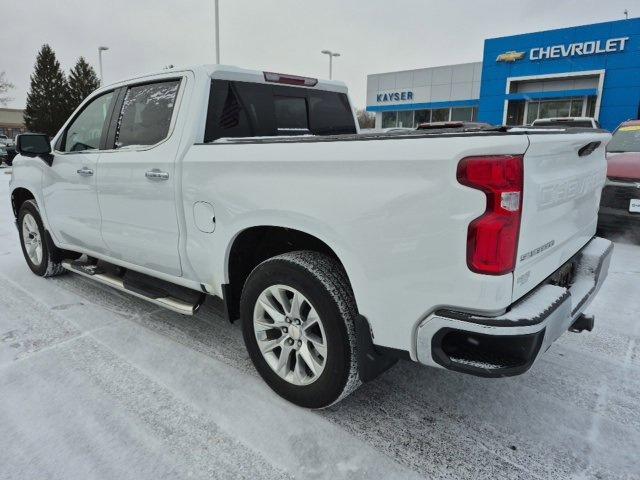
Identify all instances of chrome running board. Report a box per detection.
[62,261,198,315]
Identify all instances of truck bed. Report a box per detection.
[184,127,610,352]
[203,126,609,145]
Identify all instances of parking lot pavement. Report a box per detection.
[1,175,639,480]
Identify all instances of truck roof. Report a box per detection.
[102,64,349,95]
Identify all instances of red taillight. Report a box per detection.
[263,72,318,87]
[457,155,523,275]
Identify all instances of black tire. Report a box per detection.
[240,251,361,408]
[17,200,70,277]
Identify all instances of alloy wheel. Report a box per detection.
[22,213,43,266]
[253,284,327,386]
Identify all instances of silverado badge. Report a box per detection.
[496,51,525,62]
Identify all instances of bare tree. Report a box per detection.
[356,108,375,129]
[0,72,14,106]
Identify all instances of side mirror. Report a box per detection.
[16,133,53,166]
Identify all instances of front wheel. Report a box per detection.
[18,200,68,277]
[240,251,361,408]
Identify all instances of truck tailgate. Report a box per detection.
[513,131,610,301]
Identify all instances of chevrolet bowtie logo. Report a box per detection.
[496,51,525,62]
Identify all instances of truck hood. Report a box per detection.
[606,152,640,180]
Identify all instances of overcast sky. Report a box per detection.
[1,0,635,110]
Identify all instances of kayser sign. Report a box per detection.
[529,36,629,60]
[376,91,414,102]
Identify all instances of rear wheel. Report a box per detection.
[240,251,361,408]
[18,200,69,277]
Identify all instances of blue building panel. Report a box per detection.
[477,18,640,130]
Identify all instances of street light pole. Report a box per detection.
[98,46,109,84]
[321,50,341,79]
[214,0,220,64]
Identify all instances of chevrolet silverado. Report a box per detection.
[9,65,613,408]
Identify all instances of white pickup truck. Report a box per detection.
[9,65,613,408]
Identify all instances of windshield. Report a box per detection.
[607,125,640,152]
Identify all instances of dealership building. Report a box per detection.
[366,18,640,131]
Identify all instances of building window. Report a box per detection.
[397,110,413,128]
[570,100,583,117]
[414,109,431,126]
[381,111,397,128]
[450,107,476,122]
[506,101,525,125]
[526,102,539,124]
[526,98,589,124]
[431,108,450,122]
[586,96,597,118]
[539,100,571,119]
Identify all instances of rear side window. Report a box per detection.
[114,80,180,149]
[204,80,356,142]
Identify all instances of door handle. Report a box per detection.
[76,167,93,176]
[145,169,169,181]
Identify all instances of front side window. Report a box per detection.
[62,91,115,152]
[115,80,180,149]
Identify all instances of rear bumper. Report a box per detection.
[415,236,613,377]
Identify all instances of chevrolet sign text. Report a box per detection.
[530,37,629,61]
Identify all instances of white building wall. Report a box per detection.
[366,62,482,109]
[367,62,483,129]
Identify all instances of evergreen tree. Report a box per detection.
[24,44,70,136]
[68,57,100,113]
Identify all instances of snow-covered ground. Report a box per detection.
[1,170,639,480]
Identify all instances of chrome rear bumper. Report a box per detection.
[415,236,613,377]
